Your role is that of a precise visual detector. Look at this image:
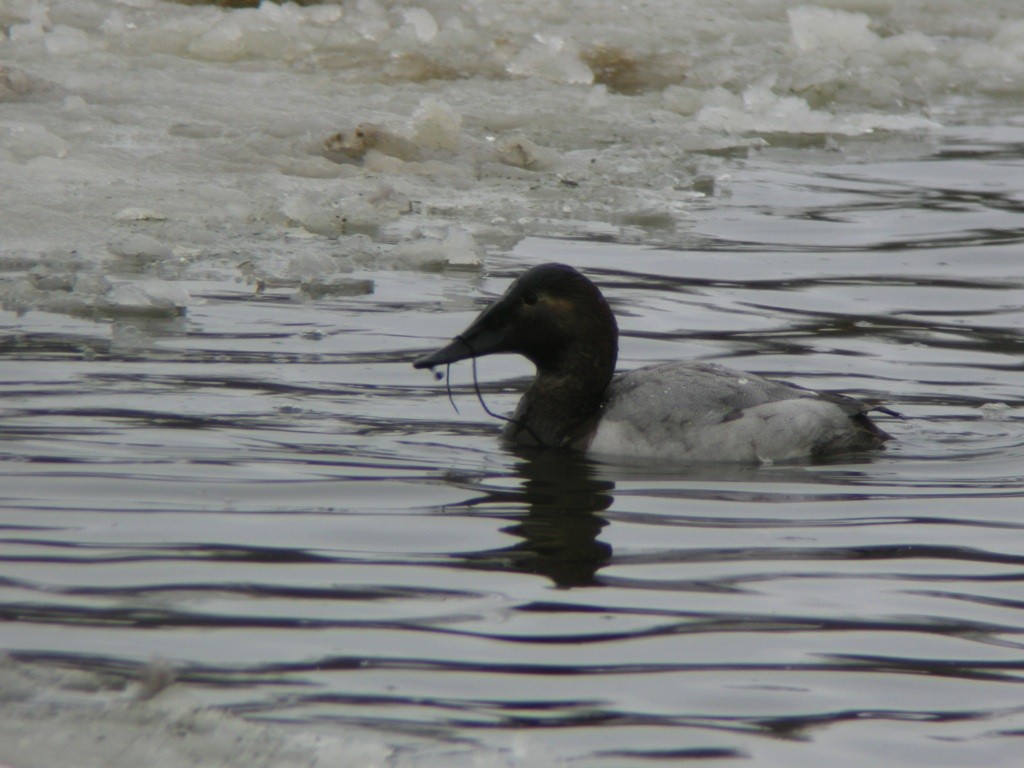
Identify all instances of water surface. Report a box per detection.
[4,131,1024,766]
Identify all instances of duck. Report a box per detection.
[413,263,896,463]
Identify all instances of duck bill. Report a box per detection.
[413,324,509,370]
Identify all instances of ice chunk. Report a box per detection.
[662,85,704,116]
[508,35,594,85]
[695,84,937,136]
[961,20,1024,77]
[73,273,113,297]
[324,124,422,163]
[282,252,371,299]
[878,31,938,63]
[441,226,484,266]
[304,5,344,26]
[115,207,169,222]
[62,95,88,114]
[993,19,1024,51]
[788,7,879,55]
[280,184,405,237]
[44,25,93,56]
[0,66,36,101]
[285,252,340,282]
[402,8,438,43]
[0,123,68,161]
[411,98,461,151]
[494,135,559,170]
[388,226,482,269]
[350,0,391,40]
[174,2,326,62]
[9,18,46,44]
[388,237,448,269]
[100,281,190,317]
[280,195,349,237]
[188,16,245,62]
[108,234,175,262]
[0,268,190,320]
[336,233,386,266]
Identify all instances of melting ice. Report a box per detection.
[2,0,1023,318]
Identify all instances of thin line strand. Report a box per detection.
[470,354,545,446]
[445,363,459,414]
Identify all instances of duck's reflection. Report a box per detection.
[449,447,895,588]
[458,450,614,588]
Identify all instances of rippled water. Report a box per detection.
[3,122,1024,767]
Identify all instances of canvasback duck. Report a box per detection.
[414,263,895,463]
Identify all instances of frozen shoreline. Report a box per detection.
[4,0,1019,297]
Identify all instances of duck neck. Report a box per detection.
[503,341,616,448]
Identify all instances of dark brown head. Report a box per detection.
[413,263,619,383]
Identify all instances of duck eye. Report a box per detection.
[523,291,539,306]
